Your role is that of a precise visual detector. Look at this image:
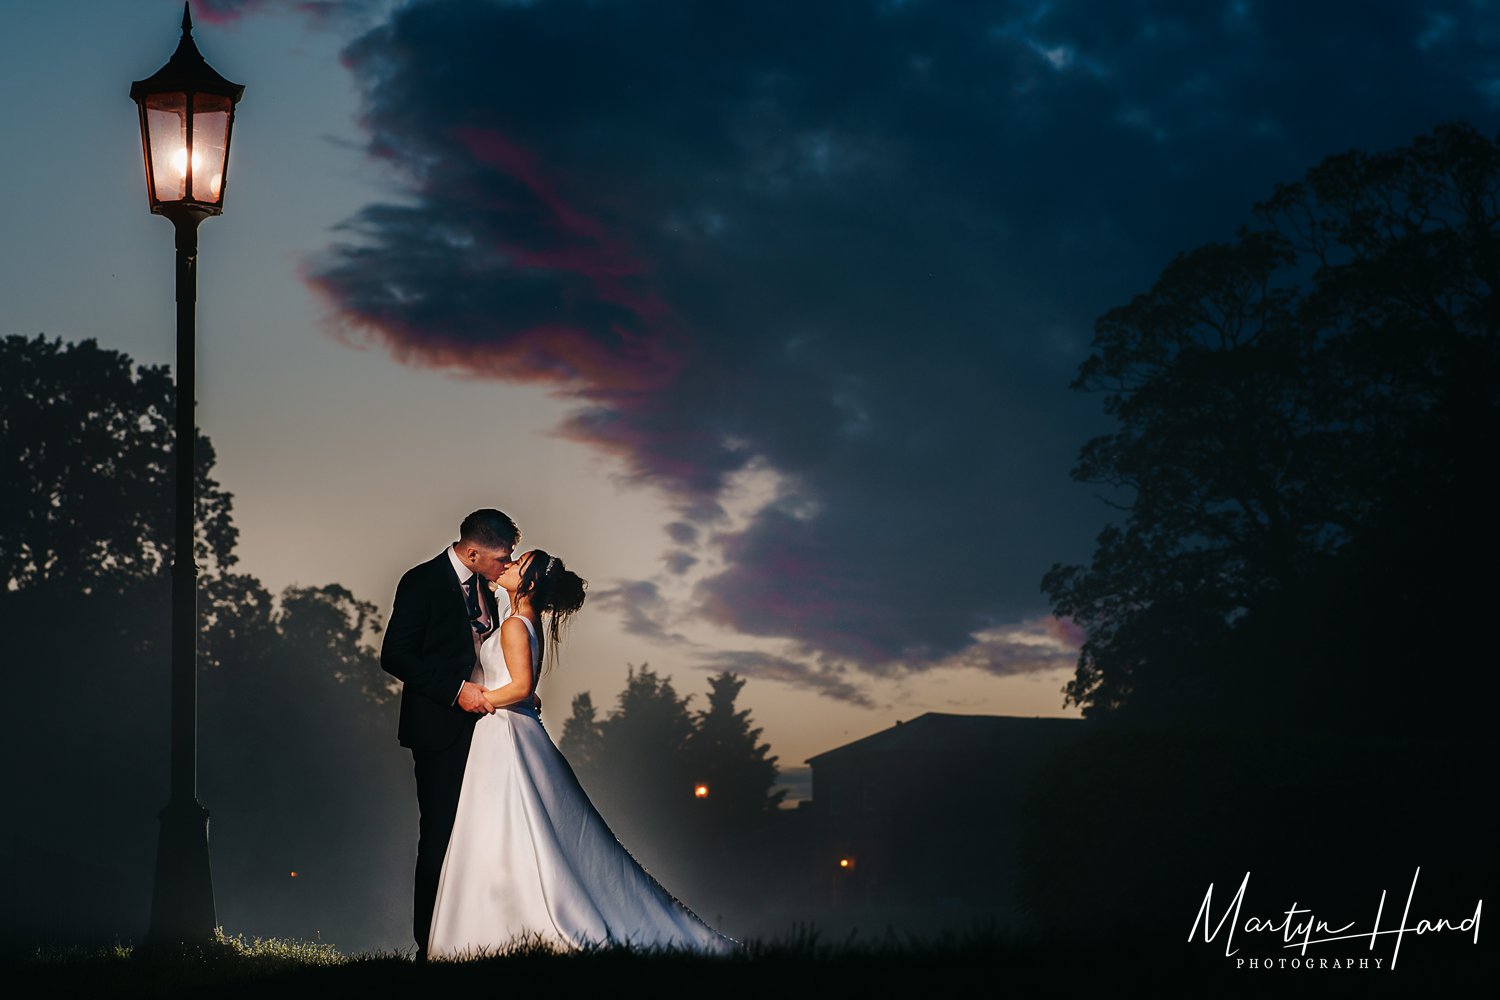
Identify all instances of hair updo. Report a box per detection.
[515,549,587,647]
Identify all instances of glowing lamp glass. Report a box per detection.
[139,90,232,210]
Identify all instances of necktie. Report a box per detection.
[464,577,485,633]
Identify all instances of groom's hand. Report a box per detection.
[457,681,495,715]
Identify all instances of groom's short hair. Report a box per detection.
[459,509,519,550]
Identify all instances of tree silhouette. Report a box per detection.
[562,665,785,893]
[1,335,236,592]
[1044,122,1499,732]
[559,690,604,774]
[2,333,795,948]
[277,583,393,706]
[0,333,410,950]
[685,672,785,839]
[589,665,697,834]
[199,582,409,944]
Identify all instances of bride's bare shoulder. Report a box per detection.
[501,612,539,633]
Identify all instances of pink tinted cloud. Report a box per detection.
[695,575,895,668]
[1043,615,1086,648]
[455,128,674,325]
[307,129,692,402]
[194,0,338,24]
[308,300,681,401]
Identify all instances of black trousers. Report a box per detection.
[411,725,475,958]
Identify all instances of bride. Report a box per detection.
[427,549,735,957]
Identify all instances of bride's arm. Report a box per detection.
[483,617,535,708]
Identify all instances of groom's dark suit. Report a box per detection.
[380,548,497,958]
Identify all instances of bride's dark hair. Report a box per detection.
[515,549,587,650]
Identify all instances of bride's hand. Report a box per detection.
[458,681,495,715]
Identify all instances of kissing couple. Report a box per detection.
[380,509,735,960]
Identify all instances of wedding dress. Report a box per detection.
[428,609,735,957]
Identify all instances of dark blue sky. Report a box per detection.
[4,0,1497,762]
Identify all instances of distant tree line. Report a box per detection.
[0,334,781,950]
[560,667,783,881]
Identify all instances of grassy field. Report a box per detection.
[5,925,1488,998]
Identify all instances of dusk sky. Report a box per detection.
[4,0,1496,779]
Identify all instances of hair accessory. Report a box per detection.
[546,556,559,575]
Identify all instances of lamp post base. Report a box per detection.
[145,798,216,947]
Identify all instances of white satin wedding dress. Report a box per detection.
[428,609,734,957]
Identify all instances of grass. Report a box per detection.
[14,928,352,997]
[6,923,1489,998]
[9,924,1040,997]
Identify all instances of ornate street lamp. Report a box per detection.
[131,4,242,221]
[129,1,243,948]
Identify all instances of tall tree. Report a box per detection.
[278,583,393,707]
[0,334,236,593]
[563,666,787,895]
[559,690,604,775]
[1044,122,1499,731]
[0,334,411,950]
[593,665,697,818]
[684,671,784,839]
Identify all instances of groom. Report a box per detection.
[381,508,518,961]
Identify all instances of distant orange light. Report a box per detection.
[289,871,298,878]
[694,784,709,798]
[838,858,853,869]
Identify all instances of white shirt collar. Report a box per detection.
[446,544,474,584]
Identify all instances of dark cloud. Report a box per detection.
[194,0,377,25]
[689,650,876,709]
[306,0,1500,694]
[591,579,684,644]
[935,617,1085,678]
[664,522,699,546]
[194,0,282,20]
[662,551,698,575]
[591,578,877,706]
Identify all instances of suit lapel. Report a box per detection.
[437,549,471,626]
[436,549,461,587]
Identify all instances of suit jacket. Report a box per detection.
[381,549,496,751]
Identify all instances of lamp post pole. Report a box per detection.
[130,2,243,947]
[170,209,201,816]
[149,205,215,947]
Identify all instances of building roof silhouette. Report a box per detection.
[805,711,1086,765]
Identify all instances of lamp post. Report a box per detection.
[129,1,243,947]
